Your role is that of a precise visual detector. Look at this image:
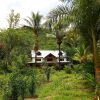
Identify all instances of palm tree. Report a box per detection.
[47,5,71,30]
[24,12,42,66]
[55,30,65,70]
[57,0,100,84]
[71,0,100,84]
[51,17,65,70]
[59,0,100,81]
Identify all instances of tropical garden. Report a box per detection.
[0,0,100,100]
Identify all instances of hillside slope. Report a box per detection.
[35,71,95,100]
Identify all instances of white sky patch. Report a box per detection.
[0,0,62,29]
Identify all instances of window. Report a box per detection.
[47,58,53,61]
[36,52,41,56]
[36,59,41,61]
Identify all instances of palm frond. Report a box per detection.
[24,18,33,27]
[24,12,42,30]
[47,5,70,22]
[23,25,33,30]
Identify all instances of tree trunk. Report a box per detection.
[58,44,61,70]
[35,50,37,67]
[91,29,100,83]
[34,36,39,67]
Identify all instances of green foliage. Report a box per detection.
[24,12,42,33]
[26,69,36,96]
[85,73,96,88]
[83,61,95,75]
[0,6,99,99]
[0,46,5,60]
[72,64,83,74]
[24,12,42,51]
[0,28,34,72]
[95,84,100,96]
[44,66,51,82]
[64,66,73,74]
[64,46,76,58]
[37,71,94,99]
[0,75,11,100]
[0,68,36,100]
[9,72,26,100]
[73,43,87,62]
[73,0,100,31]
[39,34,57,50]
[82,61,96,89]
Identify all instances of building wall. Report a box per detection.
[32,57,67,63]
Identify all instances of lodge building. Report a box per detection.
[28,50,70,67]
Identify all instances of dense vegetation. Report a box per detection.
[0,0,100,99]
[36,70,95,100]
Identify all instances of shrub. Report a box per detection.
[73,64,83,73]
[64,66,72,74]
[95,84,100,96]
[83,61,95,75]
[0,68,36,100]
[85,73,96,88]
[43,66,51,82]
[0,75,12,100]
[26,69,36,96]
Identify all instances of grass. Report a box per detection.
[0,70,95,100]
[35,71,95,100]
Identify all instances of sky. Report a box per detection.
[0,0,62,29]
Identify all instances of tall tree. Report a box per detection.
[0,28,34,72]
[0,10,20,72]
[53,21,65,69]
[56,30,65,70]
[60,0,100,83]
[7,10,20,29]
[24,12,42,66]
[47,5,71,30]
[72,0,100,83]
[59,0,100,83]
